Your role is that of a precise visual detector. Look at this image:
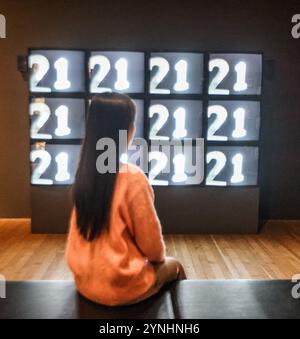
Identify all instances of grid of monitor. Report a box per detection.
[29,50,262,186]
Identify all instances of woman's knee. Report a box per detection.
[164,257,187,280]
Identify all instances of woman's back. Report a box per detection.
[66,164,165,306]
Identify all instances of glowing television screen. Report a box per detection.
[207,100,260,141]
[149,100,203,140]
[206,146,259,186]
[89,51,144,94]
[208,53,262,95]
[29,97,85,140]
[30,143,81,185]
[29,50,85,93]
[149,52,204,94]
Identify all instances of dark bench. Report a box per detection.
[0,280,299,319]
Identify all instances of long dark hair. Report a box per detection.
[73,93,136,241]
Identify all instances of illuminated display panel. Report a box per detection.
[28,50,262,187]
[149,100,203,140]
[208,53,262,95]
[149,52,204,94]
[29,98,85,140]
[207,101,260,141]
[148,142,204,186]
[29,50,85,93]
[89,51,144,93]
[30,144,81,185]
[206,146,259,186]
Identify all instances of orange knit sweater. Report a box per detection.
[66,164,166,306]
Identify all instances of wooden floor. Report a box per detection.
[1,219,300,280]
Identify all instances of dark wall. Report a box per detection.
[0,0,299,219]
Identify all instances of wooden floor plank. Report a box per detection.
[0,219,300,280]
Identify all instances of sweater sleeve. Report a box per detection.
[127,171,166,263]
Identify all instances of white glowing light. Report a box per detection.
[173,107,187,139]
[55,152,70,182]
[234,62,248,92]
[209,58,230,95]
[207,105,228,141]
[206,151,227,186]
[30,149,53,185]
[150,57,171,94]
[90,55,112,93]
[174,60,189,92]
[54,58,71,90]
[149,104,169,140]
[114,58,130,90]
[29,54,51,92]
[30,102,52,139]
[54,105,71,137]
[231,153,244,183]
[149,151,168,186]
[172,154,187,183]
[120,153,128,164]
[232,108,247,138]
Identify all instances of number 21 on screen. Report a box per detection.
[150,57,189,94]
[149,104,187,140]
[30,102,71,139]
[29,55,71,92]
[205,147,258,186]
[207,105,246,140]
[90,56,130,92]
[209,59,248,94]
[206,151,244,186]
[31,149,71,185]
